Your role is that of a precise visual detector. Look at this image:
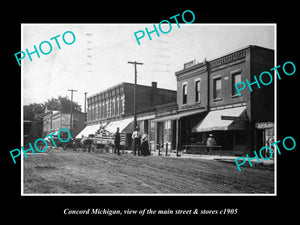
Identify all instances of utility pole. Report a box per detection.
[84,92,87,122]
[127,61,143,129]
[67,89,77,137]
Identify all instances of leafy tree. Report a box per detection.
[44,95,82,113]
[24,96,82,121]
[24,103,45,121]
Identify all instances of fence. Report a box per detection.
[182,145,223,156]
[150,142,172,157]
[150,143,223,157]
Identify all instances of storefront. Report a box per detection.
[76,118,134,148]
[152,108,207,152]
[255,122,274,158]
[192,106,250,155]
[75,123,103,139]
[101,117,134,147]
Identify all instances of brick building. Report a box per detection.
[78,82,177,148]
[177,45,274,155]
[43,110,86,138]
[75,45,274,156]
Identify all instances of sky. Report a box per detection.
[22,24,275,109]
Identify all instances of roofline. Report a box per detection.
[208,45,274,62]
[88,82,176,99]
[175,45,274,76]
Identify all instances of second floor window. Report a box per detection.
[213,77,222,99]
[195,79,201,102]
[232,73,242,96]
[115,97,119,115]
[182,83,187,105]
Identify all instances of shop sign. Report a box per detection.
[255,122,274,129]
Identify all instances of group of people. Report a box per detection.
[113,128,218,156]
[114,126,150,156]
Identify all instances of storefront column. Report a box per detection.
[176,119,182,156]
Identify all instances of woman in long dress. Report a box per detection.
[140,132,150,156]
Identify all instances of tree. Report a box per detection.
[24,95,82,122]
[24,103,45,121]
[44,95,82,114]
[44,97,62,111]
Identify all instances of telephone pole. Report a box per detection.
[128,61,143,128]
[67,89,77,137]
[84,92,87,122]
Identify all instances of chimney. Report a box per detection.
[152,81,157,89]
[151,82,157,106]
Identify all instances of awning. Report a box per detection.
[153,108,206,122]
[75,124,102,138]
[192,106,247,132]
[104,117,134,134]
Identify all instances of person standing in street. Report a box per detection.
[140,131,150,156]
[132,126,141,156]
[114,127,121,155]
[206,134,217,155]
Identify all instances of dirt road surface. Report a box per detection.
[23,150,274,194]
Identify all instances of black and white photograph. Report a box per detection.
[21,23,275,195]
[4,4,298,221]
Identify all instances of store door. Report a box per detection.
[157,122,164,147]
[256,129,265,150]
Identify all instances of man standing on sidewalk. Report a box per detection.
[114,127,121,155]
[206,134,217,155]
[132,126,141,156]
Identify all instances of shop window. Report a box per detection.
[150,121,155,142]
[164,120,171,143]
[164,120,171,129]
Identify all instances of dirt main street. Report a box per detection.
[23,150,274,194]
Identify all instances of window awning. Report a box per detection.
[104,117,134,134]
[152,108,206,122]
[192,106,247,132]
[75,124,102,138]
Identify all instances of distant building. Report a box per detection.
[78,82,177,148]
[43,110,85,138]
[24,120,43,147]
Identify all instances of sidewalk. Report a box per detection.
[62,147,274,167]
[151,150,274,167]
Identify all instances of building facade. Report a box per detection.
[176,45,274,155]
[79,82,177,148]
[43,110,85,138]
[86,82,176,124]
[76,45,274,156]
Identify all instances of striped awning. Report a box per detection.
[104,117,134,134]
[192,106,247,132]
[75,124,101,138]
